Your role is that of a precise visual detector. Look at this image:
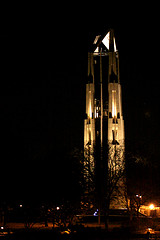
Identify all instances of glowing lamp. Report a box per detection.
[149,204,154,210]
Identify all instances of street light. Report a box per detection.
[136,194,142,199]
[149,204,154,210]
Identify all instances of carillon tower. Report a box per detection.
[84,29,126,209]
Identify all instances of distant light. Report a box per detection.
[147,228,152,233]
[136,194,142,199]
[20,204,23,208]
[149,204,155,210]
[56,207,60,210]
[93,211,98,216]
[1,227,4,230]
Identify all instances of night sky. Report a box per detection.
[0,12,160,204]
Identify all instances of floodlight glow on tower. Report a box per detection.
[84,29,126,209]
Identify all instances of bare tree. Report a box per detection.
[103,144,127,229]
[71,144,127,229]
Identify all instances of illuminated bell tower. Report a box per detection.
[84,29,126,208]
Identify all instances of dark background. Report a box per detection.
[0,9,160,204]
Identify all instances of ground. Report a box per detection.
[1,217,160,239]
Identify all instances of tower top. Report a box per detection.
[93,29,117,55]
